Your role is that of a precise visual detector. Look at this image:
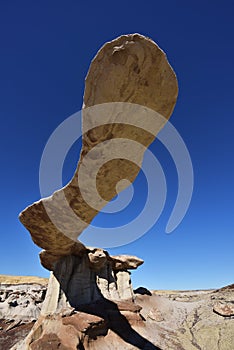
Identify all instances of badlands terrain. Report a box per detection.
[0,275,233,349]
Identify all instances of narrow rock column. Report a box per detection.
[40,272,60,315]
[116,271,134,300]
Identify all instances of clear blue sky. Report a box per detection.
[0,1,233,290]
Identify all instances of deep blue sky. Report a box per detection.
[0,1,233,290]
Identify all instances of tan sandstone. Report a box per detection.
[19,33,178,268]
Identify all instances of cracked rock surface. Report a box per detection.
[135,285,234,350]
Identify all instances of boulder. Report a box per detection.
[19,33,178,266]
[111,255,144,270]
[213,301,234,317]
[147,308,164,322]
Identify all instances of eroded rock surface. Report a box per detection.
[19,33,178,268]
[0,279,48,350]
[134,287,234,350]
[1,280,233,350]
[41,250,140,311]
[0,282,47,324]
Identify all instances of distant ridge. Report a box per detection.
[0,274,48,285]
[217,283,234,291]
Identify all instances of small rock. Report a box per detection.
[111,255,144,270]
[88,248,107,270]
[5,320,21,332]
[8,300,18,307]
[116,300,142,313]
[148,308,164,322]
[213,301,234,317]
[134,287,152,296]
[61,306,76,317]
[62,312,106,334]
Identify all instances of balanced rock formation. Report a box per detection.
[15,34,179,349]
[19,33,178,268]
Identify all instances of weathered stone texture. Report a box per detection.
[19,33,178,267]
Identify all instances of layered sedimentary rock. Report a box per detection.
[19,33,178,268]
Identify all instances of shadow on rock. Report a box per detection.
[76,298,161,350]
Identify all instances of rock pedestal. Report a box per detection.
[11,251,146,350]
[41,249,143,314]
